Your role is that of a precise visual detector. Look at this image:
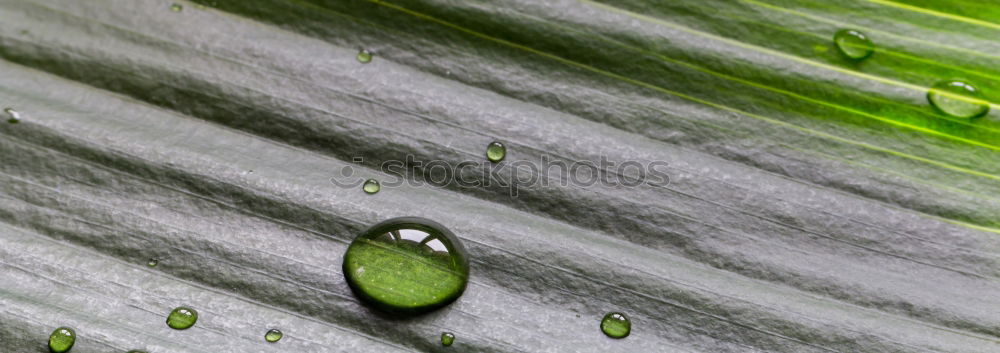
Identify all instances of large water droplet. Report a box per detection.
[5,107,21,124]
[833,29,874,61]
[357,49,373,64]
[363,179,381,194]
[440,332,455,346]
[265,329,283,343]
[166,306,198,330]
[170,3,183,12]
[927,80,990,119]
[343,217,469,314]
[48,327,75,353]
[600,312,630,339]
[485,141,506,163]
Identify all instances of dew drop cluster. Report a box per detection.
[43,16,1000,353]
[831,29,990,119]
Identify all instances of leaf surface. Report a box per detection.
[0,0,998,352]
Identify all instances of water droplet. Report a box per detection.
[170,3,183,12]
[485,141,506,163]
[166,306,198,330]
[147,259,158,267]
[363,179,381,194]
[48,327,75,353]
[440,332,455,346]
[343,217,469,314]
[265,329,283,343]
[927,80,990,119]
[5,108,21,124]
[357,49,373,64]
[600,312,630,339]
[833,29,874,61]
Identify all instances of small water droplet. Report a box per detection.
[485,141,506,163]
[363,179,381,194]
[343,217,469,314]
[166,306,198,330]
[5,108,21,124]
[170,3,183,12]
[833,29,874,61]
[48,327,75,353]
[927,80,989,119]
[147,259,158,267]
[357,49,373,64]
[265,329,283,343]
[440,332,455,346]
[600,312,630,339]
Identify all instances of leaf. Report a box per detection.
[0,0,998,352]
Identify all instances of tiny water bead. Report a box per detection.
[927,80,990,119]
[48,327,75,353]
[440,332,455,347]
[166,306,198,330]
[147,259,158,267]
[265,329,283,343]
[170,3,182,12]
[363,179,381,194]
[5,107,20,124]
[357,49,373,64]
[343,217,470,314]
[833,29,874,61]
[600,312,630,339]
[485,141,506,163]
